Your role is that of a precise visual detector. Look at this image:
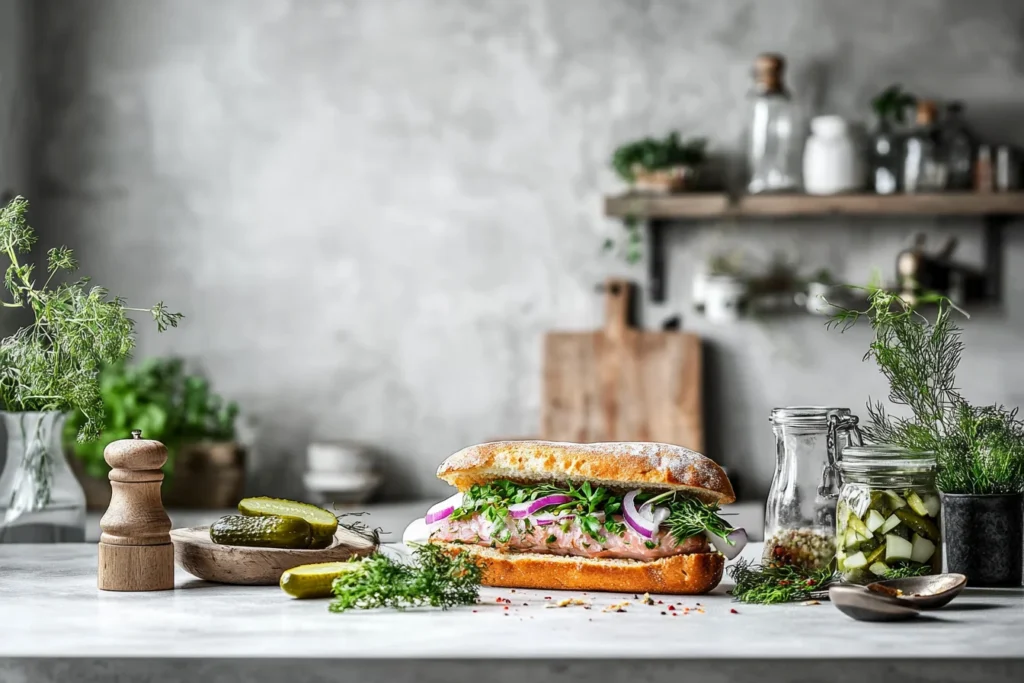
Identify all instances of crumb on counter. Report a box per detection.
[641,593,655,605]
[544,597,592,609]
[602,600,631,613]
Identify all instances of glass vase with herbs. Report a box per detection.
[0,196,181,542]
[832,288,1024,587]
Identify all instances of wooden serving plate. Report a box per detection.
[170,526,377,585]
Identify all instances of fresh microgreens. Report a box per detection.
[884,562,931,579]
[642,491,733,546]
[451,480,730,547]
[329,543,483,612]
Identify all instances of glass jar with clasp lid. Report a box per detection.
[764,407,863,571]
[836,446,940,584]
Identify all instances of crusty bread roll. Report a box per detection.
[436,542,725,595]
[437,440,735,505]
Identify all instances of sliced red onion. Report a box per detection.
[508,494,573,519]
[705,527,748,560]
[623,489,666,539]
[424,492,463,525]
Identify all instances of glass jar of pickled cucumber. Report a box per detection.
[764,407,862,571]
[836,446,941,584]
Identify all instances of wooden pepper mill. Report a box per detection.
[98,430,174,591]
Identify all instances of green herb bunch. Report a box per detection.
[831,288,1024,495]
[0,196,182,440]
[65,358,239,478]
[329,543,483,612]
[871,84,916,126]
[611,132,707,183]
[728,558,836,604]
[451,479,732,547]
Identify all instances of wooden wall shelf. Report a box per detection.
[603,192,1024,302]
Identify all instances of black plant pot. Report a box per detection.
[941,493,1023,587]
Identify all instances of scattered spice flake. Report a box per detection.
[503,598,512,604]
[667,605,676,611]
[510,589,516,593]
[603,600,631,613]
[697,608,705,614]
[660,611,667,615]
[802,600,821,606]
[503,606,508,611]
[545,597,591,609]
[641,593,655,606]
[672,612,678,617]
[657,600,664,605]
[472,610,478,613]
[544,596,552,600]
[523,603,528,606]
[730,608,739,614]
[495,598,503,603]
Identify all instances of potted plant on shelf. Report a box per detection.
[66,357,242,510]
[0,196,181,542]
[832,289,1024,587]
[869,84,916,194]
[611,132,707,194]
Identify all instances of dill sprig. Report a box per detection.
[884,563,931,579]
[0,196,182,440]
[728,558,836,604]
[830,287,1024,495]
[328,543,483,612]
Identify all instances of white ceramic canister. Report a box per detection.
[803,116,863,195]
[703,275,747,323]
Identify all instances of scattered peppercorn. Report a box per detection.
[730,608,738,614]
[667,605,676,611]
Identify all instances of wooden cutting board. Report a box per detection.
[542,278,703,451]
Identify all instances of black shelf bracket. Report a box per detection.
[647,219,670,303]
[983,213,1011,305]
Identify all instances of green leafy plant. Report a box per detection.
[830,288,1024,495]
[65,358,240,478]
[871,84,916,126]
[611,132,707,183]
[728,558,836,604]
[0,196,181,438]
[329,543,483,612]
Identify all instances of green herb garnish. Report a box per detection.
[329,543,482,612]
[0,196,182,440]
[832,288,1024,495]
[728,558,837,605]
[884,563,931,579]
[452,479,731,546]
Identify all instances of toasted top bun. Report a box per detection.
[436,440,735,505]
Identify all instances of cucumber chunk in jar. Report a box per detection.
[836,446,941,584]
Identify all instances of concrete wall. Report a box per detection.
[28,0,1024,500]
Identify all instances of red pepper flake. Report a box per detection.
[657,600,664,604]
[730,608,739,614]
[472,610,478,613]
[672,613,678,617]
[544,596,551,600]
[495,597,503,603]
[503,606,509,610]
[667,605,675,611]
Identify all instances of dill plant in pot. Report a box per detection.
[832,289,1024,586]
[0,197,181,542]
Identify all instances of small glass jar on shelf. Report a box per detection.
[903,100,948,193]
[746,53,802,194]
[764,407,862,571]
[835,445,941,585]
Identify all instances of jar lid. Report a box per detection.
[839,444,936,473]
[770,406,853,427]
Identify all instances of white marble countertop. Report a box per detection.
[2,540,1021,665]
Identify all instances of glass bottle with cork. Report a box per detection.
[902,100,947,193]
[746,53,802,194]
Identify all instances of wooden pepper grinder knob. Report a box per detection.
[98,430,174,591]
